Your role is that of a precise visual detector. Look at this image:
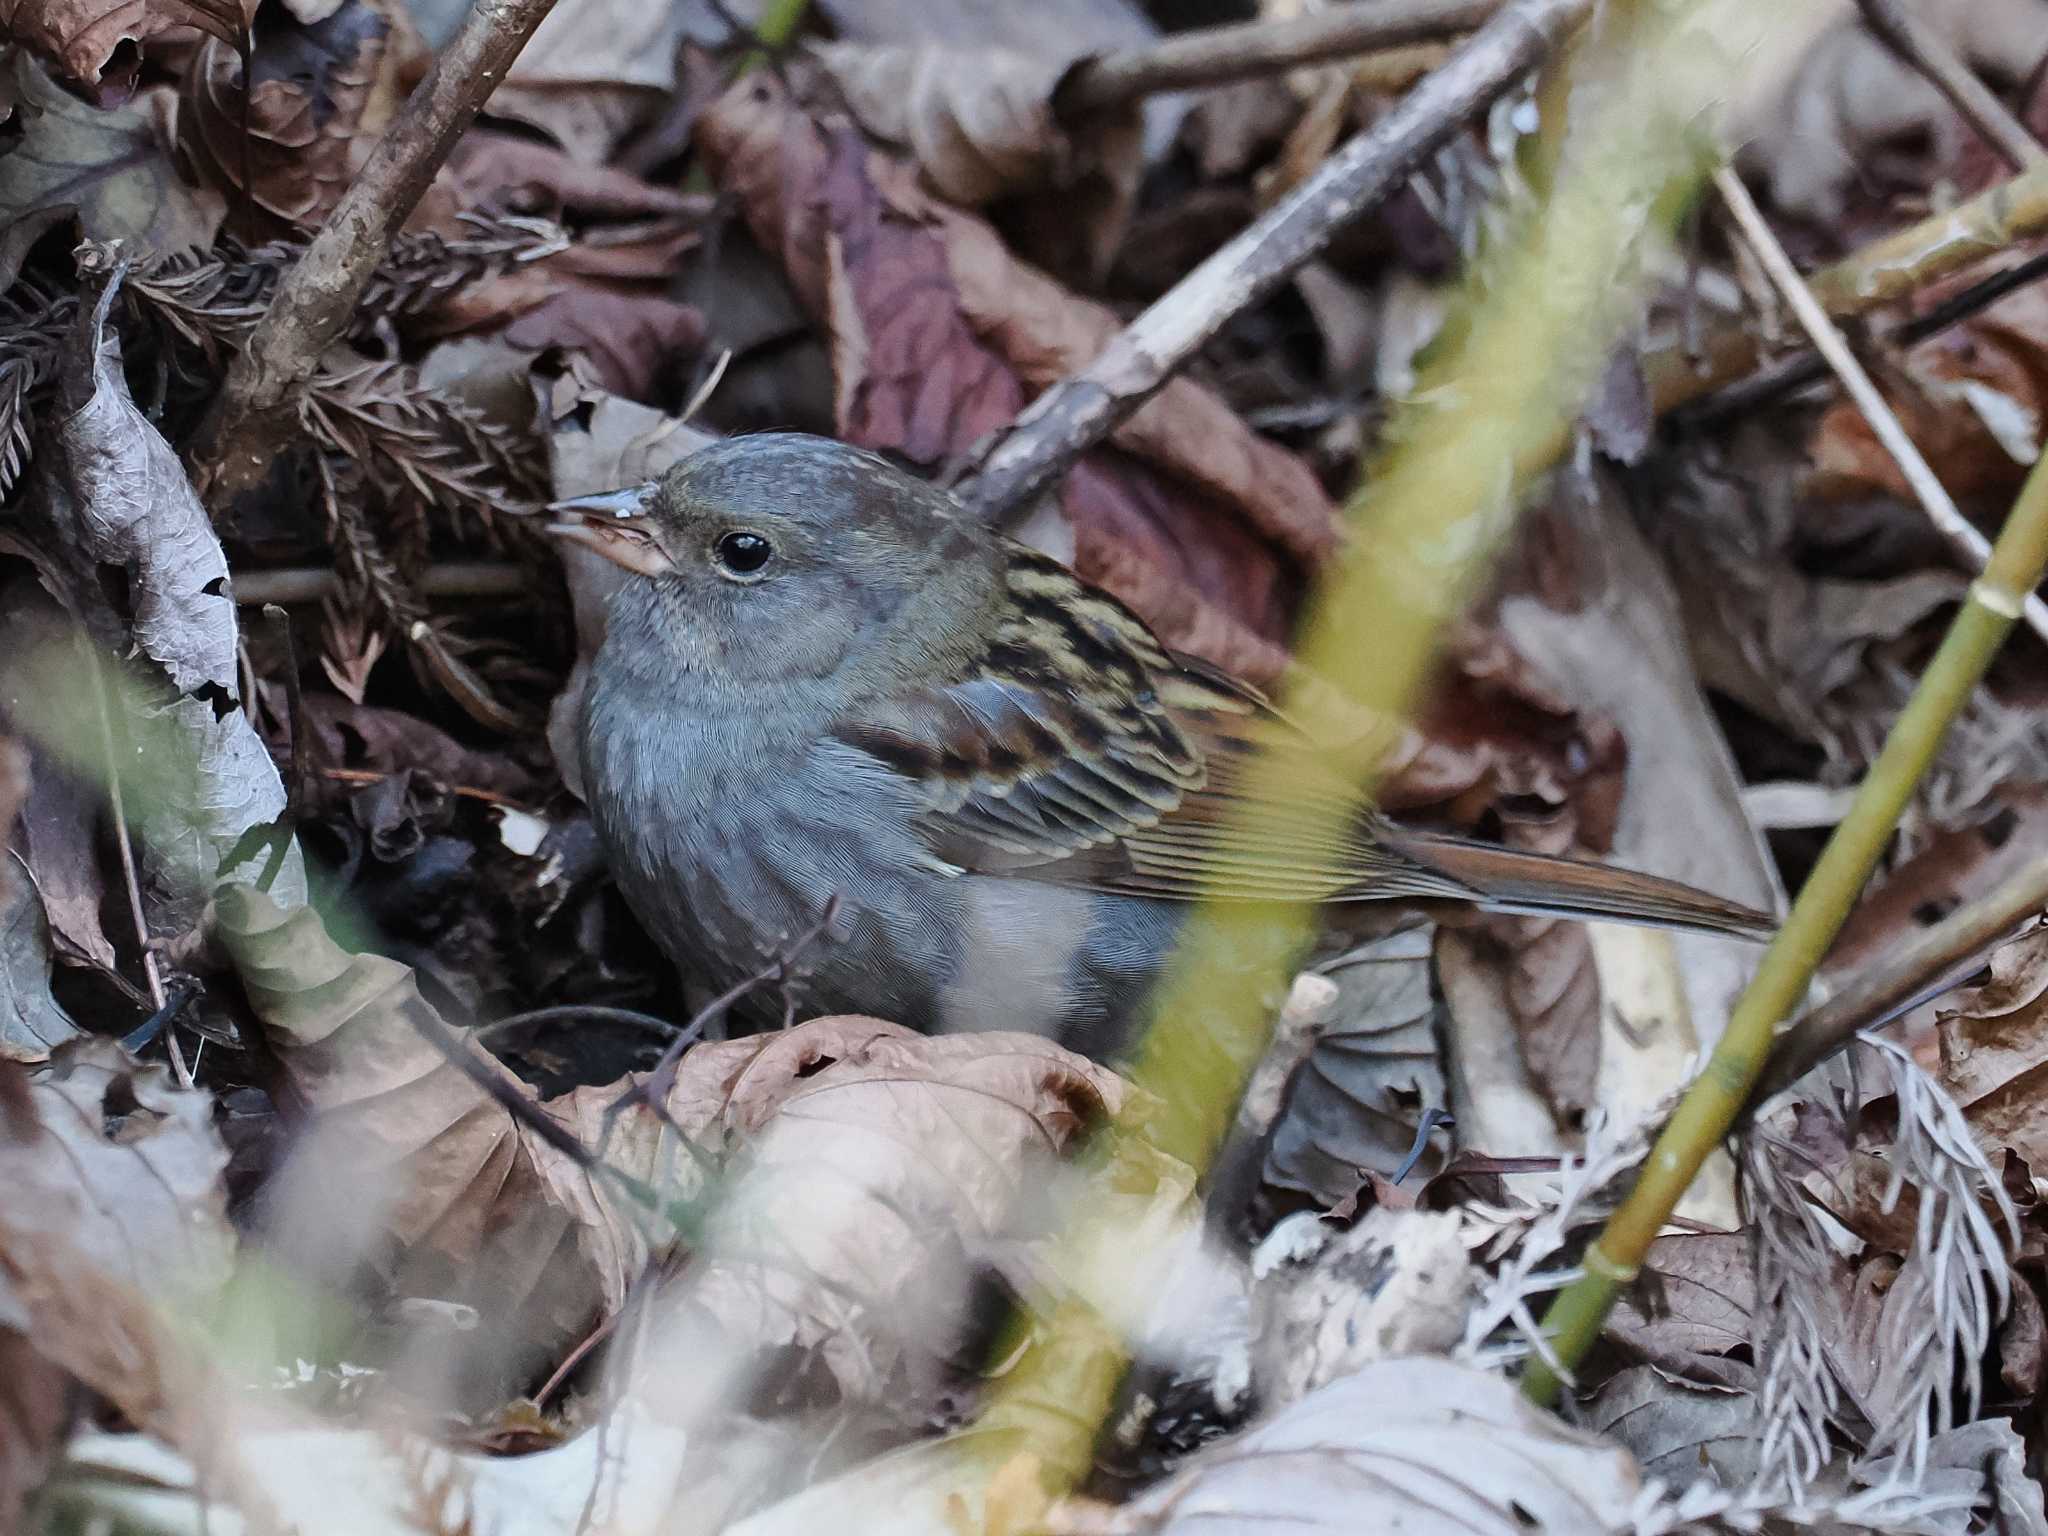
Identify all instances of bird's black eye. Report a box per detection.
[713,530,773,578]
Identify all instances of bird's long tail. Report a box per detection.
[1381,828,1776,940]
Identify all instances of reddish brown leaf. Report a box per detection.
[695,74,1336,685]
[812,42,1145,283]
[176,0,421,239]
[0,0,253,97]
[501,281,706,403]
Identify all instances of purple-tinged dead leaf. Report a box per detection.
[0,0,254,98]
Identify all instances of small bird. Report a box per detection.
[551,434,1770,1060]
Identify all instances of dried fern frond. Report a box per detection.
[1741,1037,2018,1497]
[1456,1107,1658,1376]
[1856,1035,2016,1480]
[305,356,548,527]
[1,214,567,500]
[359,212,568,319]
[1741,1110,1845,1493]
[128,212,570,352]
[0,280,76,499]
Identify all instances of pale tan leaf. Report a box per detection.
[0,57,222,253]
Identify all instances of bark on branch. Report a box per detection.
[1056,0,1502,118]
[193,0,559,506]
[961,0,1595,528]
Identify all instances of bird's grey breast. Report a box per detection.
[581,663,1195,1049]
[581,666,967,1022]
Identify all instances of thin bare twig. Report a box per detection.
[1714,166,2048,646]
[82,638,188,1084]
[195,0,560,505]
[1756,856,2048,1101]
[1055,0,1501,118]
[232,563,528,606]
[594,895,842,1159]
[960,0,1596,527]
[1680,245,2048,424]
[1854,0,2047,175]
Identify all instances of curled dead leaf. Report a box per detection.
[23,250,303,910]
[214,882,1138,1420]
[0,0,254,99]
[0,54,223,253]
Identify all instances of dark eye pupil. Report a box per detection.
[716,532,772,574]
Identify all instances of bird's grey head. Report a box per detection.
[554,433,1001,692]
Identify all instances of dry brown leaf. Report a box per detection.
[1259,927,1446,1208]
[0,1327,71,1534]
[177,0,410,238]
[211,882,664,1374]
[483,0,691,163]
[0,1068,282,1528]
[649,1017,1130,1413]
[0,1038,233,1332]
[696,73,1334,684]
[0,0,253,97]
[1730,0,2047,234]
[0,56,223,253]
[0,733,82,1064]
[0,843,82,1063]
[215,883,1134,1415]
[1936,923,2048,1169]
[502,281,705,401]
[1579,1364,1760,1487]
[1605,1231,1755,1389]
[0,585,118,981]
[811,42,1144,283]
[1808,280,2048,514]
[296,691,540,801]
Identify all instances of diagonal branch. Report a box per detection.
[192,0,559,507]
[959,0,1597,527]
[1854,0,2046,176]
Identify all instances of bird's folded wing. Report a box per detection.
[824,647,1455,903]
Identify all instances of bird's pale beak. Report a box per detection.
[542,482,675,577]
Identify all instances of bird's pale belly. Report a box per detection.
[585,680,1221,1057]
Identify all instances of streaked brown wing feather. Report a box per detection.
[826,544,1773,939]
[826,545,1449,901]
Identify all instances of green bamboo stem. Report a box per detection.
[1522,449,2048,1406]
[968,0,1753,1496]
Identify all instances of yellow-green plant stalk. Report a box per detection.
[1522,447,2048,1407]
[970,0,1778,1499]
